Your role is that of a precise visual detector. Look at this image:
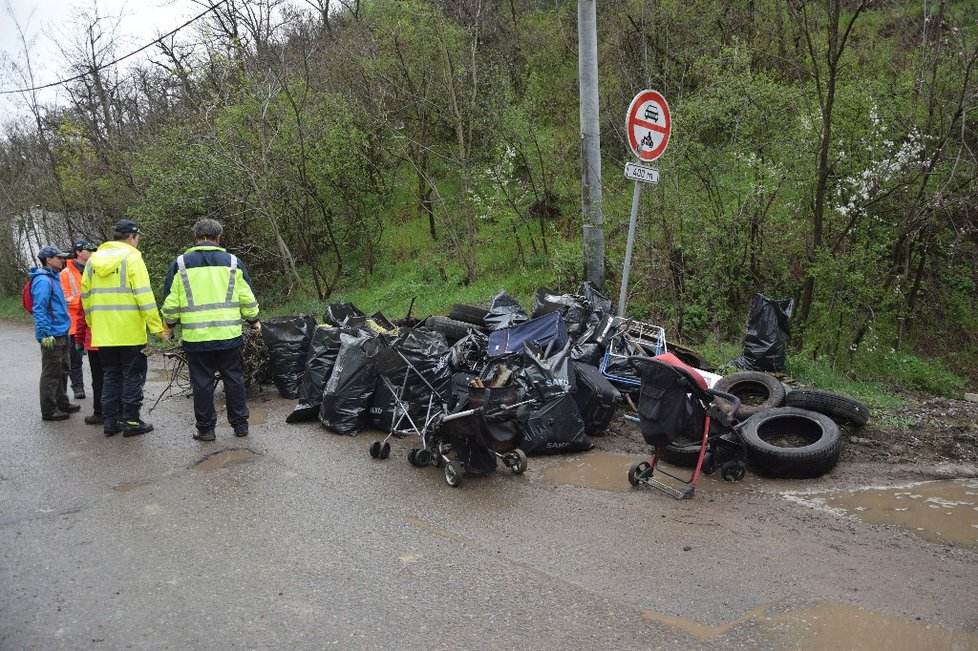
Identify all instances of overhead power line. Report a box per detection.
[0,0,230,96]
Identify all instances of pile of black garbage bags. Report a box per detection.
[263,283,640,456]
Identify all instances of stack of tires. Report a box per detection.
[660,371,870,479]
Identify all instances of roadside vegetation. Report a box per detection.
[1,0,975,396]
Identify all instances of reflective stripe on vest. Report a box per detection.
[84,254,131,294]
[66,269,80,299]
[175,254,238,312]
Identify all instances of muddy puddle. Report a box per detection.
[760,601,978,649]
[817,479,978,549]
[543,451,762,494]
[785,479,978,550]
[642,600,977,647]
[195,449,257,471]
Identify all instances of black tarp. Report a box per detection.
[484,289,529,331]
[729,294,794,371]
[319,332,378,435]
[261,315,317,399]
[323,302,365,327]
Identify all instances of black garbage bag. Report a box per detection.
[578,281,613,329]
[569,341,603,367]
[516,342,576,403]
[261,315,317,399]
[365,329,453,431]
[449,331,489,372]
[729,294,794,372]
[532,287,592,339]
[287,326,345,424]
[319,333,378,435]
[484,289,529,331]
[517,394,592,455]
[323,301,365,327]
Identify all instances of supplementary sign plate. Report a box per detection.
[624,162,659,184]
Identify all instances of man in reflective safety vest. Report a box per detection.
[60,239,97,400]
[81,219,167,437]
[161,218,260,442]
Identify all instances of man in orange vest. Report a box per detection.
[60,239,96,399]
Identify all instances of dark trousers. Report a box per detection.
[100,345,148,425]
[68,341,84,392]
[186,346,248,431]
[39,335,71,416]
[88,350,105,416]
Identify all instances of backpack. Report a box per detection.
[23,275,56,315]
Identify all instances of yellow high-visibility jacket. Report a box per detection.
[161,244,259,350]
[81,241,163,347]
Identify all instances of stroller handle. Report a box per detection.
[707,388,742,418]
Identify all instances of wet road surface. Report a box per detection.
[1,322,976,649]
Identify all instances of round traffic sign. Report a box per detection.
[626,90,671,162]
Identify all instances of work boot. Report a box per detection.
[233,426,249,438]
[63,404,82,414]
[84,413,103,425]
[103,422,122,437]
[73,389,86,400]
[193,428,216,442]
[122,419,153,437]
[42,411,70,422]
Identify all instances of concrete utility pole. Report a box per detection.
[578,0,604,289]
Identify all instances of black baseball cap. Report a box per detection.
[38,245,70,262]
[73,239,97,251]
[114,219,140,235]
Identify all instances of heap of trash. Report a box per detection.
[248,288,870,488]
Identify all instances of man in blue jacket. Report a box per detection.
[31,245,81,421]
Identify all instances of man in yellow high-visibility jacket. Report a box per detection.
[161,218,260,442]
[81,219,168,437]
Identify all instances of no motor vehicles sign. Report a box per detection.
[626,89,671,162]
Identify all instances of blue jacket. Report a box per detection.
[30,267,71,340]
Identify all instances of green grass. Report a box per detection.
[0,296,32,325]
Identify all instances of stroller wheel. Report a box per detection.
[702,451,717,475]
[369,441,381,459]
[414,448,432,467]
[407,448,419,466]
[509,449,528,475]
[379,442,391,459]
[721,460,747,482]
[445,460,463,487]
[628,460,651,487]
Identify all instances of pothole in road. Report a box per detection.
[786,478,978,549]
[543,451,762,493]
[194,448,258,472]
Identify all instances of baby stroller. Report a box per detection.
[627,353,747,499]
[365,336,448,462]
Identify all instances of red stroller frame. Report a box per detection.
[627,353,747,499]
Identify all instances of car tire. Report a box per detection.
[739,407,841,479]
[713,371,785,420]
[783,389,870,427]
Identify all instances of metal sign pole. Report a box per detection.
[617,179,642,316]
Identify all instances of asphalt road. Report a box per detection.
[1,321,976,649]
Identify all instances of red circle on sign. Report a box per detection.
[626,90,671,162]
